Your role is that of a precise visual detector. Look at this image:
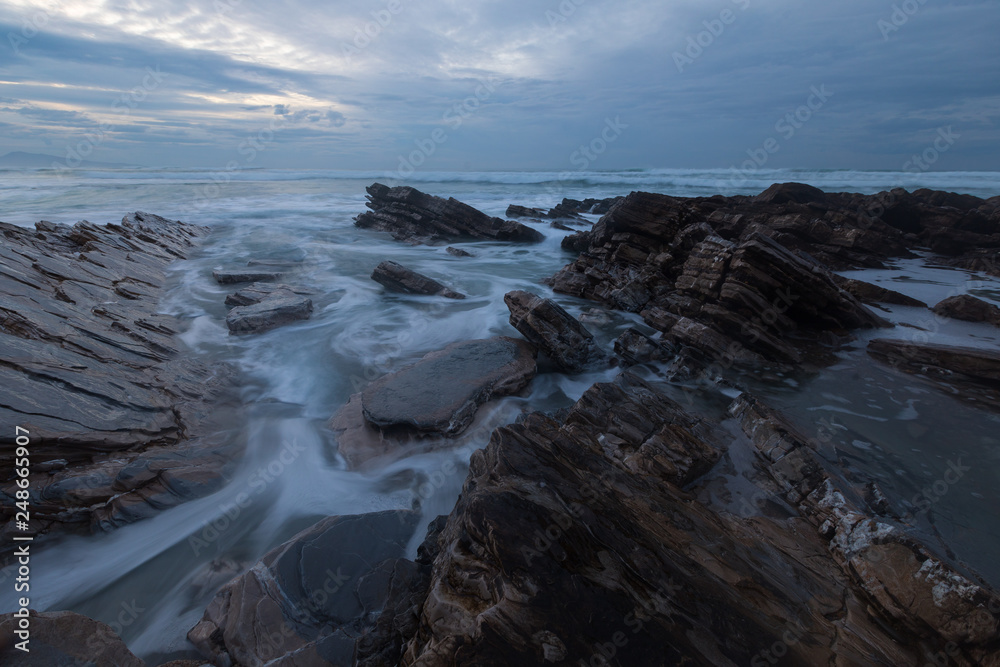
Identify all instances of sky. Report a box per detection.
[0,0,997,171]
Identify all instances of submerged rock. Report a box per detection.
[504,290,605,373]
[932,294,1000,326]
[445,246,474,257]
[225,289,313,334]
[371,261,465,299]
[356,183,544,244]
[212,269,282,285]
[190,510,431,667]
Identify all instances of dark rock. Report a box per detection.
[731,394,1000,654]
[0,213,240,546]
[868,338,1000,391]
[190,510,429,667]
[225,289,313,334]
[401,374,998,666]
[550,188,892,368]
[505,204,546,219]
[211,269,282,285]
[0,610,144,666]
[356,183,544,244]
[445,246,474,258]
[504,290,605,373]
[834,276,928,307]
[371,261,465,299]
[223,281,306,307]
[756,181,826,205]
[361,337,536,435]
[331,338,537,468]
[613,327,674,366]
[932,294,1000,326]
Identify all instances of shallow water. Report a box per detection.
[1,168,999,661]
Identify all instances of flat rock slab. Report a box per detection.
[504,290,605,373]
[189,510,427,667]
[355,182,544,244]
[360,337,536,436]
[212,269,282,285]
[225,287,313,334]
[224,281,309,307]
[868,338,1000,383]
[371,261,465,299]
[933,294,1000,326]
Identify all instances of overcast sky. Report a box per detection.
[0,0,997,171]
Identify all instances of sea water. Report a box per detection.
[1,167,998,661]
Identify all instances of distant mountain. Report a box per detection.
[0,151,140,169]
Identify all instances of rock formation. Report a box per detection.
[398,374,1000,666]
[189,511,431,667]
[0,213,240,546]
[224,283,313,334]
[371,261,465,299]
[933,294,1000,326]
[356,183,544,244]
[330,337,537,468]
[504,290,605,373]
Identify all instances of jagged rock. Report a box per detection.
[212,269,282,285]
[933,294,1000,326]
[445,247,474,258]
[834,276,928,307]
[613,328,674,366]
[371,261,465,299]
[225,289,313,334]
[190,510,433,667]
[330,338,537,468]
[505,204,546,219]
[731,394,1000,658]
[504,290,605,373]
[356,183,544,244]
[0,610,144,666]
[401,374,996,666]
[0,213,240,547]
[550,189,893,367]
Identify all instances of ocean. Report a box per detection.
[2,167,1000,662]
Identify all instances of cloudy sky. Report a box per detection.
[0,0,997,171]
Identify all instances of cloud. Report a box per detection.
[0,0,996,170]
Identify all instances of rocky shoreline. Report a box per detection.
[3,183,1000,665]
